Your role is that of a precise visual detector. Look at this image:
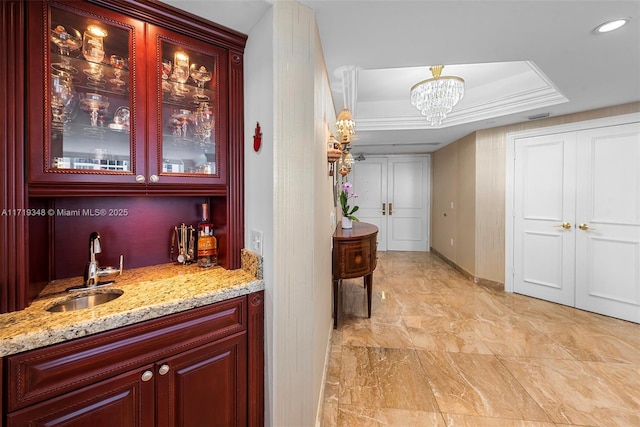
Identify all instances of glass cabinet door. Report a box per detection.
[148,26,228,185]
[28,1,145,184]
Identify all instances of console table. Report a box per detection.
[332,222,378,329]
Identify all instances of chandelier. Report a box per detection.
[410,65,464,126]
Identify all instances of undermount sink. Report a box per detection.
[47,289,124,313]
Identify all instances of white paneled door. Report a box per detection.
[575,124,640,322]
[352,156,430,251]
[513,122,640,323]
[514,132,577,306]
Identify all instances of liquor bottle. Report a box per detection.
[197,203,217,267]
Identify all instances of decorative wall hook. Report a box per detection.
[253,122,262,152]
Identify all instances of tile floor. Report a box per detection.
[321,251,640,426]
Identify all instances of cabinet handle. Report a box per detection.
[135,174,146,184]
[389,203,393,216]
[158,364,170,375]
[382,203,386,215]
[149,174,159,183]
[141,370,153,382]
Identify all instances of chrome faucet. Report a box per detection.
[82,232,123,288]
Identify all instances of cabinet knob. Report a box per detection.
[149,174,159,183]
[158,364,170,375]
[141,370,153,382]
[135,175,146,184]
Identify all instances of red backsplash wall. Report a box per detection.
[51,196,224,279]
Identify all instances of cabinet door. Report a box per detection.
[145,24,228,187]
[6,366,155,427]
[27,1,146,187]
[155,333,247,427]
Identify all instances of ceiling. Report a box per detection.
[162,0,640,155]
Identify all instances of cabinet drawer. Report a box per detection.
[6,297,246,412]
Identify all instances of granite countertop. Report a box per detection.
[0,250,264,357]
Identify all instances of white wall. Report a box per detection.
[245,1,336,425]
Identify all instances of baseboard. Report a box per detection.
[315,318,334,427]
[430,247,504,291]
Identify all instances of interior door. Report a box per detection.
[351,157,387,250]
[351,156,430,252]
[513,132,577,306]
[575,123,640,323]
[387,156,430,251]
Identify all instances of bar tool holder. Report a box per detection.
[172,223,195,264]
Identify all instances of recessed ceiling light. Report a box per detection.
[594,18,630,33]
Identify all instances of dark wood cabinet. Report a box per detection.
[3,292,264,426]
[332,222,378,329]
[1,0,246,312]
[6,366,156,426]
[26,0,245,195]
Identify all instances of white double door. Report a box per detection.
[351,156,430,251]
[513,122,640,323]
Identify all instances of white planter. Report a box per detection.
[342,217,353,229]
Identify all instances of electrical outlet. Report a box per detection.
[251,230,263,256]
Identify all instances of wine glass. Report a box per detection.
[172,51,190,98]
[82,25,106,63]
[109,55,126,92]
[50,24,82,74]
[193,102,214,145]
[50,70,76,129]
[79,92,110,130]
[190,65,212,102]
[161,59,172,92]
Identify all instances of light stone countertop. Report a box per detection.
[0,252,264,357]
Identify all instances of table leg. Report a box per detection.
[333,279,339,329]
[364,273,372,318]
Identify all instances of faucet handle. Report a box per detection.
[118,255,124,275]
[89,231,101,255]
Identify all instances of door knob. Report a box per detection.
[158,364,170,375]
[141,370,153,382]
[135,174,146,183]
[389,203,393,216]
[555,222,572,230]
[578,223,596,231]
[382,203,386,215]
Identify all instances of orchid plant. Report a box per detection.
[339,181,359,221]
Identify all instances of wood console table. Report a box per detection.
[332,222,378,329]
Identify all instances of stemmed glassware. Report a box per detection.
[79,92,110,135]
[193,102,214,146]
[50,24,82,74]
[82,25,107,88]
[170,52,190,101]
[190,65,212,102]
[161,59,172,93]
[50,69,77,130]
[109,55,127,92]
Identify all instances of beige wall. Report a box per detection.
[433,101,640,284]
[245,2,336,425]
[431,132,475,275]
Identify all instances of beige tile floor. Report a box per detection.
[321,251,640,426]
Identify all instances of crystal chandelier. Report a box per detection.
[410,65,465,126]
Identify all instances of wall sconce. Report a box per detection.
[338,147,354,177]
[335,108,355,144]
[327,133,343,176]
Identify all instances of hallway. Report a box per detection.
[321,252,640,426]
